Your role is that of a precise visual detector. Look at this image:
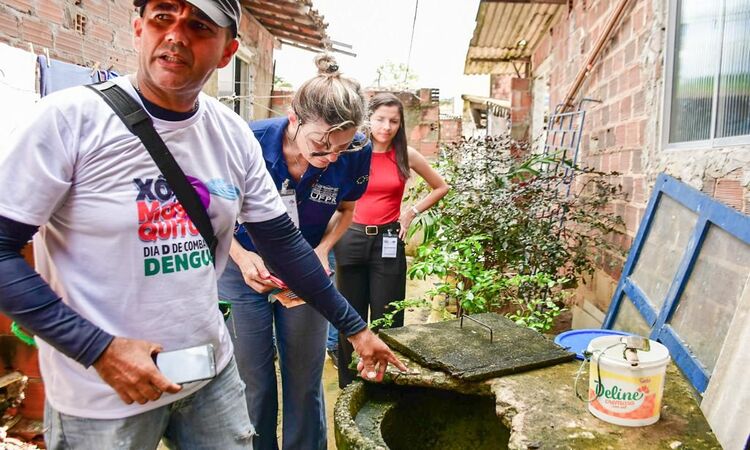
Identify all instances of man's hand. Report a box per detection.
[347,328,407,382]
[93,337,181,405]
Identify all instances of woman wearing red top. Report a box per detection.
[334,93,449,387]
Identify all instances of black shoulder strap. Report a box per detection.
[86,81,217,264]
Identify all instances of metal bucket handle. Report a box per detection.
[574,341,626,403]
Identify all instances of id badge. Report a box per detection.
[280,190,300,228]
[382,235,398,258]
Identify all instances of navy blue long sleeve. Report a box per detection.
[243,214,367,337]
[0,216,113,367]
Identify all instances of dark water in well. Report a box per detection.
[374,386,510,450]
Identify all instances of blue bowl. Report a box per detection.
[554,329,633,360]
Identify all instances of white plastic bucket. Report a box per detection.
[586,335,670,427]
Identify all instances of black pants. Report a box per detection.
[333,223,407,388]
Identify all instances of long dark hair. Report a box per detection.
[368,93,410,180]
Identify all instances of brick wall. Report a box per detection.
[0,2,277,120]
[510,78,532,141]
[366,89,441,159]
[0,0,138,72]
[439,118,462,144]
[490,74,512,100]
[531,0,750,314]
[269,88,293,117]
[491,74,531,142]
[237,13,276,120]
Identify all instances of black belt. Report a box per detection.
[350,222,400,236]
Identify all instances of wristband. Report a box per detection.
[411,205,420,216]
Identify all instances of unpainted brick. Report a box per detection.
[633,177,645,204]
[615,125,627,147]
[714,178,744,212]
[593,267,617,311]
[38,1,64,23]
[110,1,135,26]
[623,39,636,65]
[88,21,113,43]
[79,0,108,23]
[0,8,21,39]
[632,90,645,115]
[21,18,54,49]
[637,119,647,147]
[625,121,639,148]
[631,149,642,173]
[702,177,717,195]
[611,48,624,73]
[632,4,645,31]
[608,78,618,98]
[54,28,83,59]
[625,204,640,232]
[620,14,632,41]
[4,0,33,15]
[620,151,633,174]
[628,66,640,90]
[620,96,632,121]
[114,28,133,51]
[82,37,108,65]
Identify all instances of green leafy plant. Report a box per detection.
[370,298,430,330]
[408,233,502,316]
[503,273,569,333]
[405,134,624,332]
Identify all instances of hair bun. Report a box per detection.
[314,53,340,76]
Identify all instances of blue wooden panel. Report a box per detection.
[602,175,666,328]
[622,279,658,326]
[655,326,709,393]
[653,216,709,327]
[603,172,750,393]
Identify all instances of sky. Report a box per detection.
[272,0,490,115]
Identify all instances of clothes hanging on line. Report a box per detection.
[0,43,40,159]
[38,55,100,97]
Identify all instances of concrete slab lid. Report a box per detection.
[379,313,575,382]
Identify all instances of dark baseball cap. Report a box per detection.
[133,0,241,34]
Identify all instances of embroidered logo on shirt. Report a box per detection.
[309,184,339,205]
[356,175,369,185]
[206,178,241,200]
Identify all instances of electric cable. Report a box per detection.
[403,0,419,84]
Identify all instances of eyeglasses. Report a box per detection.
[298,123,371,157]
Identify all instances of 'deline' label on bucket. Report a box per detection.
[587,335,670,427]
[589,368,664,424]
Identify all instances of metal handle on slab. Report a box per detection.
[459,314,493,343]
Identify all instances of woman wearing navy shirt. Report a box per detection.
[218,54,371,450]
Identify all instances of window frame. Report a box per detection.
[602,173,750,393]
[217,45,255,121]
[662,0,750,150]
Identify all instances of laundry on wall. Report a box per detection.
[0,43,121,159]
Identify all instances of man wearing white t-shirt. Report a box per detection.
[0,1,405,448]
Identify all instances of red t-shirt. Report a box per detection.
[353,148,406,225]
